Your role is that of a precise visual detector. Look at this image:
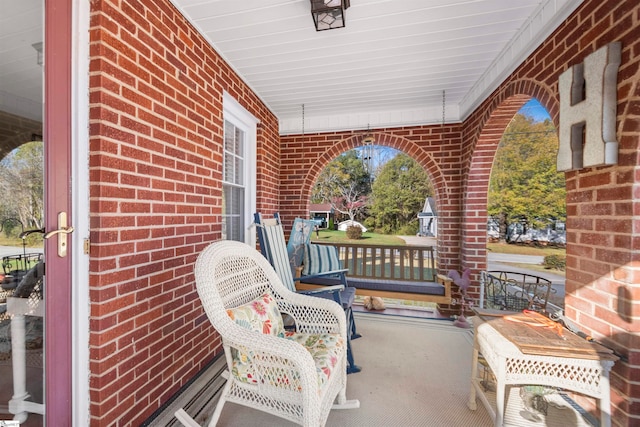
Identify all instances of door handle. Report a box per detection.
[44,212,74,257]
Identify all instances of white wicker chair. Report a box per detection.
[189,240,359,427]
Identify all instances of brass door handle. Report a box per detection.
[44,226,75,239]
[43,212,74,257]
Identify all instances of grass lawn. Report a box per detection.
[0,236,25,246]
[487,242,565,257]
[1,229,564,270]
[0,235,43,248]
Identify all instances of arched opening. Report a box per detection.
[287,131,452,316]
[298,131,448,236]
[486,99,566,312]
[309,144,434,236]
[465,86,563,309]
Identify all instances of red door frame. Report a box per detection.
[44,0,72,423]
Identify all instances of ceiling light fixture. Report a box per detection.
[310,0,350,31]
[361,122,374,144]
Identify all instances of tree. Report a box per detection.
[368,153,434,234]
[488,114,565,240]
[0,141,44,232]
[311,150,371,222]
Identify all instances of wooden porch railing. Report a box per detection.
[313,242,437,282]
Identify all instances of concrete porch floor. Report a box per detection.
[150,311,598,427]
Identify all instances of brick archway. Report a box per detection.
[0,110,42,160]
[296,131,449,231]
[461,80,558,295]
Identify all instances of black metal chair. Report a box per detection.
[481,270,554,313]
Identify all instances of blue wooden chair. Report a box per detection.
[255,212,361,373]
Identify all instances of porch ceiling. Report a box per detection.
[173,0,583,134]
[0,1,584,151]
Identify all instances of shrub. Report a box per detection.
[346,225,362,240]
[543,254,566,271]
[363,217,376,229]
[398,223,419,235]
[24,233,43,247]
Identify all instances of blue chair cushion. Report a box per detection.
[303,244,341,275]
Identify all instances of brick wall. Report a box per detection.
[85,0,640,425]
[280,1,640,425]
[87,0,279,425]
[465,2,640,424]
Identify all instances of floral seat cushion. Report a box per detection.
[227,293,343,388]
[231,330,344,389]
[227,292,285,382]
[284,331,344,389]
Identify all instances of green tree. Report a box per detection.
[488,114,565,240]
[0,141,44,231]
[312,150,371,222]
[369,153,434,234]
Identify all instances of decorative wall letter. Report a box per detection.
[557,42,621,171]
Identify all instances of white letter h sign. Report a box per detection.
[557,42,621,171]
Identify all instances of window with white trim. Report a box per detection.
[222,92,258,245]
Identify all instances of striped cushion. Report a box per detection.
[302,244,341,275]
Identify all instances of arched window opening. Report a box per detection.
[487,98,566,311]
[310,145,435,237]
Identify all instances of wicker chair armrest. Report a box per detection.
[277,290,347,336]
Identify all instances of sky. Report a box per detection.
[519,98,551,122]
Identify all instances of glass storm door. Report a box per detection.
[1,0,73,424]
[43,0,74,424]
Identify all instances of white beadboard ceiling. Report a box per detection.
[0,0,583,139]
[173,0,583,134]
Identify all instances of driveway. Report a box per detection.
[0,245,43,258]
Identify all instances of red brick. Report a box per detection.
[85,0,640,425]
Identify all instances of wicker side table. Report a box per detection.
[468,320,617,427]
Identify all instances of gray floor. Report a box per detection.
[154,313,493,426]
[156,312,597,427]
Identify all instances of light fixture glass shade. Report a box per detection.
[311,0,349,31]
